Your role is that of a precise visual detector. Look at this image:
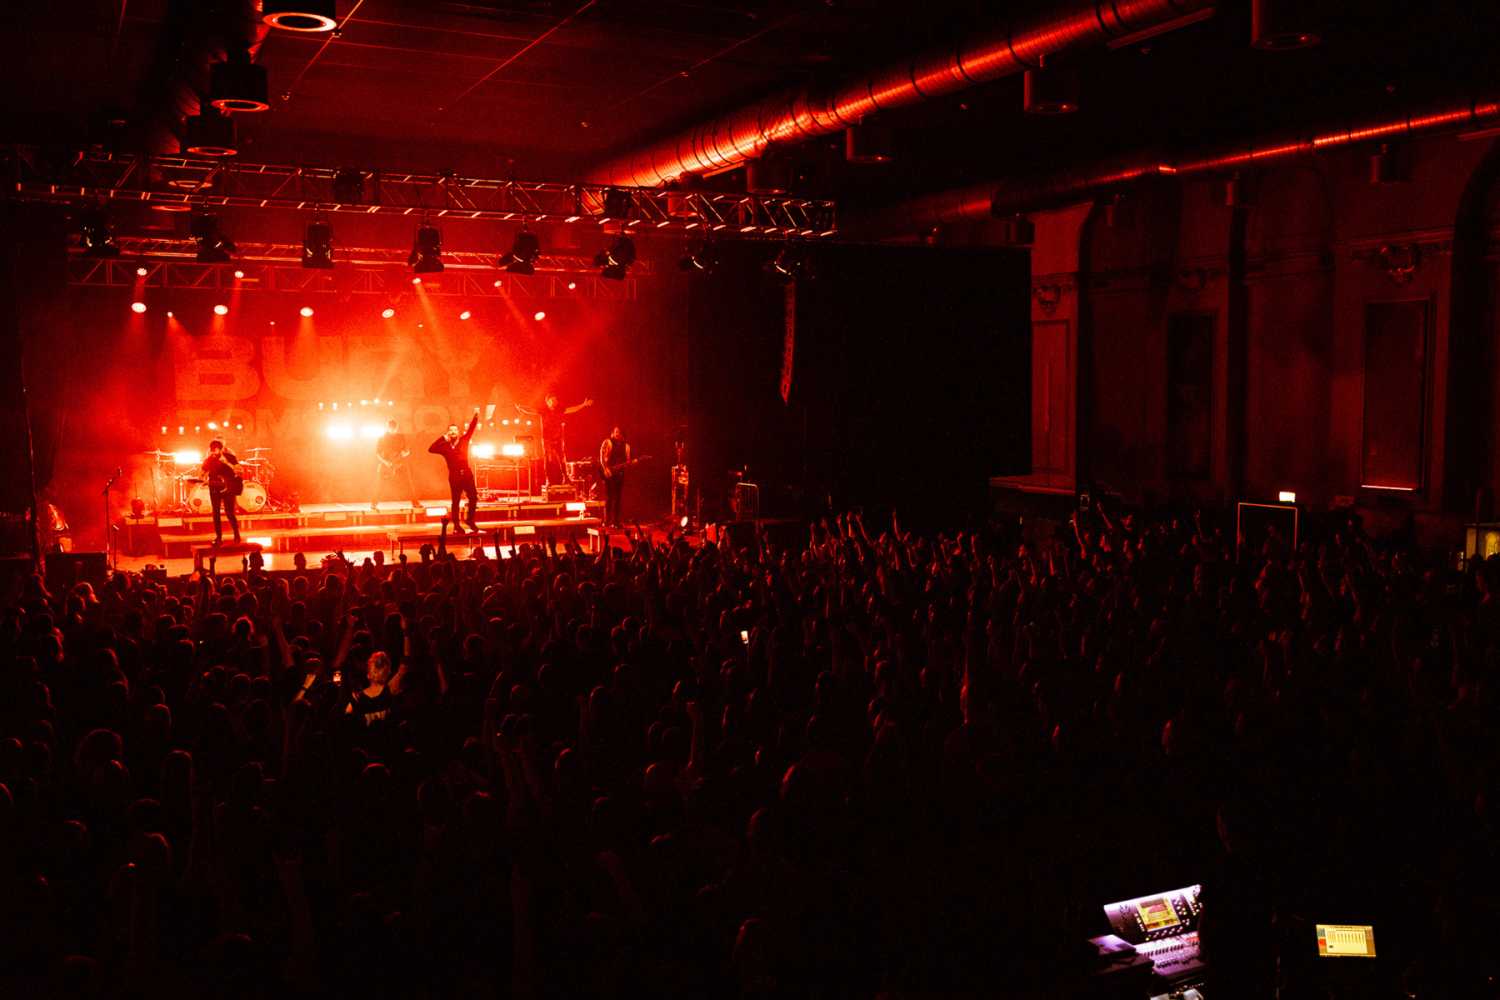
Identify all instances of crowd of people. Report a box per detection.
[1,505,1497,998]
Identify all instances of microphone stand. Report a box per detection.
[102,467,122,571]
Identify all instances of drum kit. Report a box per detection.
[149,446,276,515]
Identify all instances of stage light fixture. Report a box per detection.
[131,301,147,314]
[234,269,245,279]
[79,205,122,258]
[534,310,546,321]
[595,235,636,280]
[1251,0,1320,49]
[213,303,229,316]
[566,281,577,290]
[303,217,335,269]
[300,306,314,318]
[765,242,809,283]
[332,168,365,204]
[1022,58,1079,115]
[678,239,718,273]
[209,56,270,113]
[845,122,895,163]
[409,221,443,273]
[262,0,337,32]
[382,307,396,319]
[191,212,237,262]
[501,443,525,458]
[135,265,149,277]
[472,443,496,460]
[501,227,541,274]
[166,311,174,318]
[182,108,237,157]
[459,310,472,320]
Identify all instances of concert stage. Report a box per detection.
[120,495,607,570]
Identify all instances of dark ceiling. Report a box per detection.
[2,1,1500,210]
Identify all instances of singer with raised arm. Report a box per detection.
[372,418,421,512]
[429,410,481,533]
[515,392,593,487]
[598,425,630,529]
[201,438,241,546]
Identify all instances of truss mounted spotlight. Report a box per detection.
[182,107,237,157]
[78,204,121,258]
[409,218,443,274]
[1251,0,1321,50]
[303,215,335,269]
[1023,57,1080,115]
[601,188,633,221]
[209,54,270,113]
[332,168,365,204]
[678,238,717,274]
[191,211,237,263]
[845,122,894,163]
[595,235,636,280]
[765,242,810,283]
[262,0,337,32]
[501,227,541,275]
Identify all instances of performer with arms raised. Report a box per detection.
[429,410,481,533]
[515,393,592,487]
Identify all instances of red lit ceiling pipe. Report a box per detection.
[588,0,1214,187]
[867,96,1500,233]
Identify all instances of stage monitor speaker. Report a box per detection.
[46,551,109,590]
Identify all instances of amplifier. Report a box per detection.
[544,483,577,502]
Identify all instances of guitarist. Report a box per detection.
[598,425,631,528]
[372,419,421,512]
[201,438,241,546]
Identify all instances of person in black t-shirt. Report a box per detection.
[372,419,421,512]
[345,650,398,729]
[428,411,480,532]
[200,438,241,545]
[515,393,593,487]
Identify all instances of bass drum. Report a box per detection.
[238,481,268,513]
[186,481,267,514]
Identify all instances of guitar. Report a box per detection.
[377,450,412,479]
[599,455,654,479]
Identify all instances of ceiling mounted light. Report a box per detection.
[845,122,894,164]
[409,220,444,274]
[678,238,718,274]
[1251,0,1321,50]
[501,227,541,274]
[182,108,237,157]
[601,188,633,221]
[190,211,237,263]
[78,205,121,258]
[262,0,338,32]
[209,57,270,113]
[303,216,335,269]
[1369,144,1406,185]
[595,235,636,280]
[765,242,810,283]
[332,168,365,204]
[1023,59,1080,115]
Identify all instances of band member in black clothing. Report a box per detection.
[201,438,241,545]
[429,410,480,532]
[515,393,593,487]
[372,419,421,512]
[599,425,630,528]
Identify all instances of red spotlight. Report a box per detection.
[300,305,314,317]
[381,307,396,319]
[233,269,245,279]
[533,310,546,321]
[567,281,577,290]
[213,303,229,315]
[166,310,175,318]
[492,279,502,288]
[411,276,422,285]
[135,265,149,277]
[130,301,147,314]
[459,310,472,320]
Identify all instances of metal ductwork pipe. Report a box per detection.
[139,0,269,154]
[863,96,1500,234]
[588,0,1214,187]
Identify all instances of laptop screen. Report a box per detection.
[1316,924,1376,958]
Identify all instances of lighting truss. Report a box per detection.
[72,238,639,300]
[6,149,838,238]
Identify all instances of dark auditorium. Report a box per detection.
[4,1,1500,997]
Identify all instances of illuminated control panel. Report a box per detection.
[1102,885,1205,985]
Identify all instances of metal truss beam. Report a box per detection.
[6,149,838,238]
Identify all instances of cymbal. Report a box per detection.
[146,449,176,457]
[245,447,272,454]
